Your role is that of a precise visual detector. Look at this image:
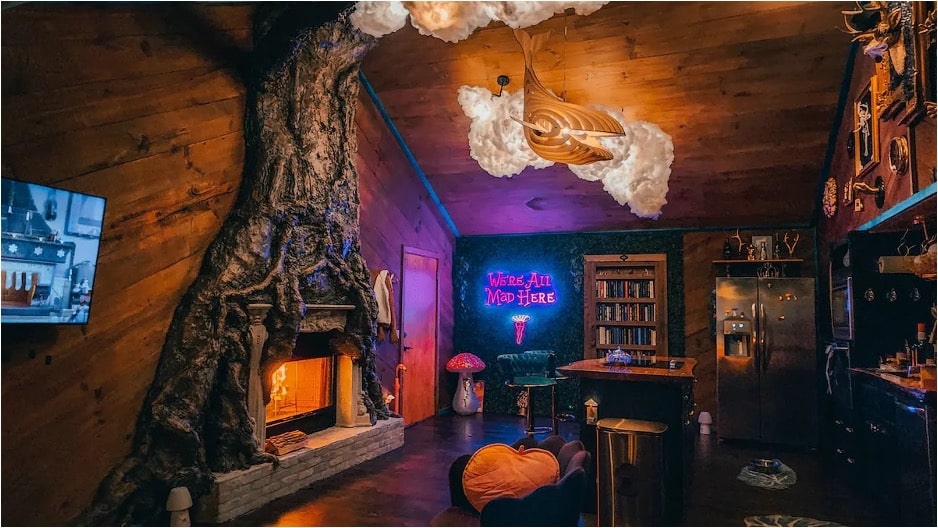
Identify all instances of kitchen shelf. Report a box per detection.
[712,258,804,277]
[712,259,804,264]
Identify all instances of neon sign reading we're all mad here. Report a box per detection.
[484,271,557,307]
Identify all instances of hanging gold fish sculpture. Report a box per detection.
[513,29,626,165]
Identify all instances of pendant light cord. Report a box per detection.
[562,10,568,101]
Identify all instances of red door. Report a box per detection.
[400,246,439,425]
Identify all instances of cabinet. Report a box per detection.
[583,254,668,360]
[851,372,937,526]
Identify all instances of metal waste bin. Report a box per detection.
[597,418,668,526]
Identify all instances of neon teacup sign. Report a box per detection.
[484,271,557,307]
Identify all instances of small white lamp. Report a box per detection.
[166,486,193,527]
[697,411,713,435]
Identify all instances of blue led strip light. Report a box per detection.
[358,71,460,237]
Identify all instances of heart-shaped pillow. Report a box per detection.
[462,443,560,512]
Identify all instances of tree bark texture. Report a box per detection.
[80,7,388,525]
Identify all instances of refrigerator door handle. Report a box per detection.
[759,303,767,372]
[751,302,758,360]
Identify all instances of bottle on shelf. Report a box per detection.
[911,323,933,365]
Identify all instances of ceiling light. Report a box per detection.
[458,31,673,218]
[351,1,608,42]
[513,29,626,166]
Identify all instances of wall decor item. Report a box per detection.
[751,235,773,260]
[853,176,886,208]
[783,231,800,258]
[484,270,557,307]
[853,76,880,177]
[888,135,910,176]
[511,314,531,345]
[842,2,931,122]
[823,177,838,217]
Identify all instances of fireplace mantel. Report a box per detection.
[300,303,355,333]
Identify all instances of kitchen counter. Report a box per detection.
[850,368,936,406]
[559,356,696,524]
[558,357,697,382]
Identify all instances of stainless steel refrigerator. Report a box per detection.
[716,277,817,446]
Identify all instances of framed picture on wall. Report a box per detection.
[65,192,106,238]
[853,76,879,177]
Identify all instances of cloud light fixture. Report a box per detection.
[351,0,673,218]
[351,1,608,43]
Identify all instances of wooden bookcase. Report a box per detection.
[583,254,668,360]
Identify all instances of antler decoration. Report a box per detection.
[784,231,800,258]
[512,29,626,165]
[731,229,745,253]
[841,1,903,59]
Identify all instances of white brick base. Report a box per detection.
[196,417,404,522]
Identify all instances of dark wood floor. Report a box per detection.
[229,413,881,527]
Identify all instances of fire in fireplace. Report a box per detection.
[265,332,338,437]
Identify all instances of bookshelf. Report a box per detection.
[583,254,668,360]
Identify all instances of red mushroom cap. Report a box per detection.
[446,352,485,373]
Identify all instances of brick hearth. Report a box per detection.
[196,416,404,522]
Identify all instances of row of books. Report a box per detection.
[596,326,657,346]
[595,302,656,322]
[595,279,655,299]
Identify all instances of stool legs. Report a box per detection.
[523,386,534,434]
[551,384,558,435]
[523,386,552,437]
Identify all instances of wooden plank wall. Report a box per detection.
[0,5,252,525]
[355,90,457,417]
[683,230,817,425]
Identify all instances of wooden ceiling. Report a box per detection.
[360,2,853,236]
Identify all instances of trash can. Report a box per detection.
[596,418,668,526]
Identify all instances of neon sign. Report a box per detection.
[484,271,557,307]
[511,314,531,344]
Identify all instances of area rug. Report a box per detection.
[737,460,797,490]
[744,514,842,526]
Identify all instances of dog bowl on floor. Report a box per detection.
[748,458,781,474]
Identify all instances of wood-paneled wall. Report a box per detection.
[0,5,252,525]
[355,90,456,416]
[682,230,818,425]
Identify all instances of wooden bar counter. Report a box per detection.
[558,357,697,524]
[558,357,697,382]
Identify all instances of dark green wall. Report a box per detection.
[453,231,684,417]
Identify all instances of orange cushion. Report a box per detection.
[462,444,560,512]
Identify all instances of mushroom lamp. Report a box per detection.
[446,352,486,415]
[166,486,193,527]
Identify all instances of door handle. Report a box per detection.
[751,302,758,361]
[759,303,767,372]
[403,345,413,351]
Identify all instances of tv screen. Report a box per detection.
[1,178,106,324]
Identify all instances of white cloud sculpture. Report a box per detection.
[458,94,673,218]
[351,1,607,42]
[568,108,674,218]
[457,86,554,177]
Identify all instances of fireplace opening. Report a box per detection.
[265,332,338,437]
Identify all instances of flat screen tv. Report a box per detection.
[1,178,106,324]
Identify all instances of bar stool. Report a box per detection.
[497,352,558,436]
[524,350,576,434]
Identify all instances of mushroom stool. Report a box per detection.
[446,352,486,415]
